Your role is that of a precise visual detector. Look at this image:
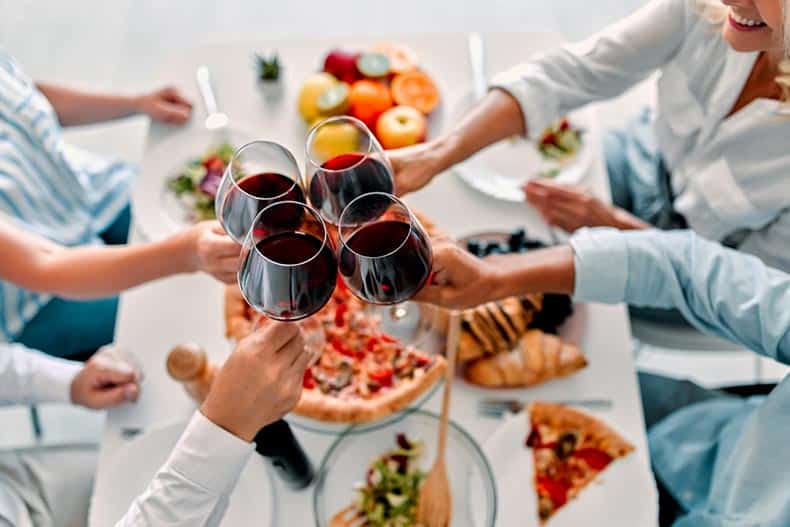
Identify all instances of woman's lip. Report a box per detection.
[728,14,767,32]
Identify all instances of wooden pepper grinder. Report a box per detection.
[166,343,216,403]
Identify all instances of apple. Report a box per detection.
[298,72,338,122]
[375,106,427,149]
[323,48,361,84]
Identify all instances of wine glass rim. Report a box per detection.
[304,115,376,171]
[225,139,302,200]
[337,191,416,260]
[244,200,330,268]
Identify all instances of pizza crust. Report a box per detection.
[295,355,446,423]
[528,401,634,457]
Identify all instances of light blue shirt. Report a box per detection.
[571,228,790,527]
[0,51,134,340]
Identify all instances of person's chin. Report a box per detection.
[721,26,765,52]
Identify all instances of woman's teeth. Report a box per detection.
[731,11,766,27]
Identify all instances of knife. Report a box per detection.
[468,32,487,102]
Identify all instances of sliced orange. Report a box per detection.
[370,42,419,74]
[391,71,440,114]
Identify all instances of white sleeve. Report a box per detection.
[735,211,790,274]
[490,0,690,138]
[115,411,255,527]
[0,343,81,405]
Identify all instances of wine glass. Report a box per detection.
[239,201,337,322]
[215,140,305,243]
[337,192,433,340]
[304,116,395,225]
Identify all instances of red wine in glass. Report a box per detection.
[220,172,304,242]
[338,194,433,305]
[215,141,305,243]
[305,117,395,224]
[308,153,394,224]
[238,201,336,321]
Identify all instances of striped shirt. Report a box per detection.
[0,51,135,341]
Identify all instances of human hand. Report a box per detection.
[136,86,193,125]
[181,221,240,284]
[200,321,308,442]
[387,139,450,196]
[524,180,625,232]
[70,346,141,409]
[414,240,502,310]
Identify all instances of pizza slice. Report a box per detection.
[526,402,634,523]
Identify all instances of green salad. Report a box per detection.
[354,433,425,527]
[167,142,235,222]
[537,117,582,168]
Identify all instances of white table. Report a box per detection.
[89,33,657,526]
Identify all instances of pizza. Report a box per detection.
[224,281,446,424]
[526,402,633,523]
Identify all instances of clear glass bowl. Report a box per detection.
[313,409,497,527]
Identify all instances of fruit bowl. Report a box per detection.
[313,409,497,527]
[297,42,442,153]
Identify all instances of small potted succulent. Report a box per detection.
[254,51,284,100]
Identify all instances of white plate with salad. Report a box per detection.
[133,126,256,241]
[452,105,596,203]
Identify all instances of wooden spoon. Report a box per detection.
[417,310,460,527]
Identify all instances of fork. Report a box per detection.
[478,398,613,418]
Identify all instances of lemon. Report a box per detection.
[297,72,338,122]
[310,121,360,160]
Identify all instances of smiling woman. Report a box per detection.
[389,0,790,275]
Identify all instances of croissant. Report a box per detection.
[457,295,543,362]
[463,330,587,388]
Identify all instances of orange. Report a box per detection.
[348,80,393,129]
[391,71,440,114]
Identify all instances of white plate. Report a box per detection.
[475,409,654,527]
[133,126,257,241]
[452,104,596,203]
[99,420,276,526]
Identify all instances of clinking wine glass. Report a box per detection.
[238,200,336,356]
[215,140,305,243]
[337,192,433,341]
[304,116,395,225]
[238,200,335,489]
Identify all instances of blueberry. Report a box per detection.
[508,228,526,251]
[466,239,483,256]
[484,240,501,256]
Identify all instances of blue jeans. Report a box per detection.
[16,205,132,361]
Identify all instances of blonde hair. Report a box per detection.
[689,0,790,98]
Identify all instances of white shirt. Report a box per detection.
[115,411,254,527]
[492,0,790,271]
[0,344,251,527]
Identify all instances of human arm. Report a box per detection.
[732,210,790,273]
[0,344,139,407]
[36,83,192,126]
[0,220,240,298]
[416,228,790,362]
[389,0,689,195]
[115,322,309,527]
